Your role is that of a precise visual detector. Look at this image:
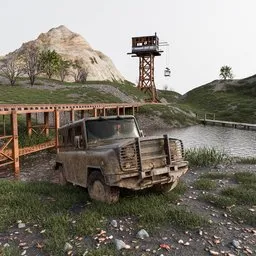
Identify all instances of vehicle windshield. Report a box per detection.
[86,118,140,143]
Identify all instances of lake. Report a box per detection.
[150,125,256,157]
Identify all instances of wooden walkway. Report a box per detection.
[200,119,256,130]
[0,103,141,177]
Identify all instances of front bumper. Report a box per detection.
[107,162,189,190]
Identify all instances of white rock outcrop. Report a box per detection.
[3,25,125,82]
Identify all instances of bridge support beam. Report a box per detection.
[54,109,60,152]
[44,112,49,136]
[11,111,20,178]
[26,113,32,137]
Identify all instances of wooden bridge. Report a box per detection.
[198,113,256,130]
[0,103,140,177]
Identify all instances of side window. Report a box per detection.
[67,128,73,146]
[74,125,84,149]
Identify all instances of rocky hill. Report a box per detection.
[2,25,125,82]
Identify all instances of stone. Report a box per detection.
[136,229,149,239]
[64,242,73,252]
[232,239,241,249]
[21,250,26,256]
[114,239,131,250]
[209,250,219,255]
[110,220,118,228]
[18,223,26,229]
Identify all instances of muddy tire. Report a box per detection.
[58,166,67,185]
[87,171,119,203]
[153,180,178,193]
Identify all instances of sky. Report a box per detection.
[1,0,256,94]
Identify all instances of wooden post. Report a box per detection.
[93,108,98,117]
[55,109,60,152]
[123,106,126,116]
[132,106,135,116]
[26,113,32,137]
[11,111,20,178]
[103,107,106,117]
[70,108,75,122]
[117,107,120,116]
[44,112,49,136]
[81,110,85,119]
[3,115,6,136]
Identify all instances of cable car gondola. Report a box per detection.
[164,67,171,77]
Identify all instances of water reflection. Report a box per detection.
[149,125,256,157]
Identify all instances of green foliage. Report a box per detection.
[233,172,256,184]
[193,179,217,190]
[200,172,231,179]
[201,194,236,208]
[221,186,256,205]
[185,147,229,167]
[40,50,61,79]
[219,65,233,80]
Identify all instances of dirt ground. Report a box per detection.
[0,151,255,256]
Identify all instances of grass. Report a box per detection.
[181,79,256,123]
[234,157,256,164]
[185,147,229,167]
[200,172,231,179]
[200,171,256,226]
[221,186,256,205]
[0,180,206,255]
[193,179,217,190]
[201,194,236,208]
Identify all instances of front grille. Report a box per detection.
[169,139,184,162]
[140,139,167,170]
[120,137,185,172]
[120,144,140,171]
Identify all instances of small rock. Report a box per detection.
[64,242,73,252]
[3,243,10,248]
[114,239,130,250]
[209,250,219,255]
[145,248,151,252]
[232,239,241,249]
[199,230,203,236]
[18,223,26,229]
[111,220,118,228]
[21,250,26,256]
[178,239,184,244]
[184,242,190,246]
[136,229,149,239]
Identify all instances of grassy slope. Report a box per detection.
[182,77,256,123]
[0,78,197,127]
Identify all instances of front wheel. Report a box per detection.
[87,171,119,203]
[153,180,178,193]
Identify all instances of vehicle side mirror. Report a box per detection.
[139,130,144,137]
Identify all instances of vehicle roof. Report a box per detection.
[58,115,136,130]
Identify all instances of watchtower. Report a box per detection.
[128,33,162,102]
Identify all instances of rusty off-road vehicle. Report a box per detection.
[55,115,188,203]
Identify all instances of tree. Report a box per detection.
[22,44,42,85]
[58,58,71,82]
[219,65,233,80]
[0,54,23,86]
[40,49,61,79]
[71,59,88,83]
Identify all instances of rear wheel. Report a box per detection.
[87,171,119,203]
[58,166,67,185]
[153,180,178,193]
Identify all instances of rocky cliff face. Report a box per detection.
[5,25,125,82]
